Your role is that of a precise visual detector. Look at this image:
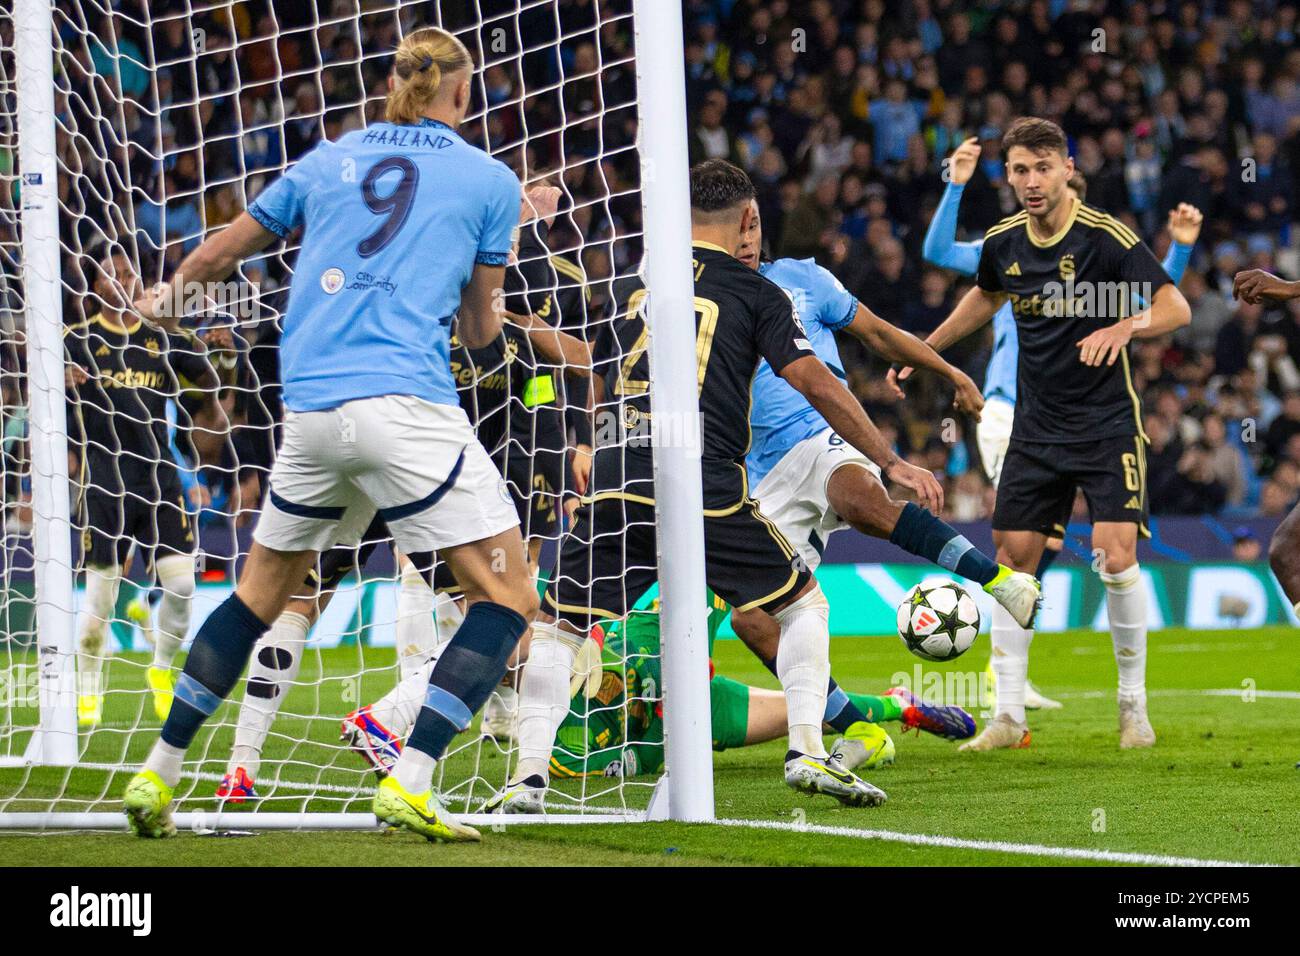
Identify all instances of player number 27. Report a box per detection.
[617,291,719,396]
[357,156,419,257]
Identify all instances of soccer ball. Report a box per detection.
[896,582,980,662]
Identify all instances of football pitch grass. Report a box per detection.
[2,625,1297,867]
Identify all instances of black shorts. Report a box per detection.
[544,493,810,630]
[497,445,563,542]
[79,478,195,569]
[993,435,1149,537]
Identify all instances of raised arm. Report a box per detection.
[922,138,983,275]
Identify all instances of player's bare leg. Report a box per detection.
[961,529,1043,752]
[1094,521,1154,749]
[826,464,1040,627]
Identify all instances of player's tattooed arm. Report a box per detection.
[134,212,279,332]
[780,355,945,513]
[886,285,1003,393]
[846,303,983,419]
[1233,268,1300,304]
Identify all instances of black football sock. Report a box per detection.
[890,501,999,587]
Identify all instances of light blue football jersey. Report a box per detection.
[745,258,858,487]
[249,118,520,413]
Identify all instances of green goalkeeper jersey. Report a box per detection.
[549,586,736,779]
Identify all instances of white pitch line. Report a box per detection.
[1049,688,1300,701]
[716,818,1270,867]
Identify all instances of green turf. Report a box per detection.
[2,625,1297,866]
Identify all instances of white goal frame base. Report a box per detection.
[0,812,645,831]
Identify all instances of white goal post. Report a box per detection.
[0,0,713,829]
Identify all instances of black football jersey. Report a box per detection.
[591,243,813,509]
[975,199,1172,444]
[64,314,214,493]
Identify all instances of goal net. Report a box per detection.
[0,0,712,830]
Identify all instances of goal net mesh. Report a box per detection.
[0,0,667,826]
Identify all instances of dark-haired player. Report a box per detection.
[921,136,1203,712]
[489,159,945,813]
[66,247,225,728]
[900,118,1190,751]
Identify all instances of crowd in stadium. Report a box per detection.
[678,0,1300,523]
[3,0,1300,532]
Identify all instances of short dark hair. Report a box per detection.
[689,159,755,216]
[1002,117,1068,157]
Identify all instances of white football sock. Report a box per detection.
[1101,562,1147,700]
[434,589,466,644]
[774,584,831,759]
[152,553,195,670]
[367,658,433,738]
[143,739,186,789]
[990,602,1032,724]
[76,564,121,699]
[395,563,437,680]
[513,621,580,783]
[391,745,437,794]
[228,610,310,778]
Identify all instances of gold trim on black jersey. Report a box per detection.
[1077,206,1140,249]
[1024,197,1081,248]
[549,254,593,303]
[983,211,1028,241]
[1119,348,1150,442]
[691,240,731,255]
[93,312,142,335]
[543,590,623,623]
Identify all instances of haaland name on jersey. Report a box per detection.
[747,257,859,487]
[248,117,520,415]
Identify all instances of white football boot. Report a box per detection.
[784,751,887,806]
[958,713,1031,752]
[1118,694,1156,749]
[480,775,547,814]
[984,565,1042,629]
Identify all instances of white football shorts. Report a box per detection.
[751,426,881,572]
[254,395,518,555]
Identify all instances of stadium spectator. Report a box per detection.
[4,0,1300,534]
